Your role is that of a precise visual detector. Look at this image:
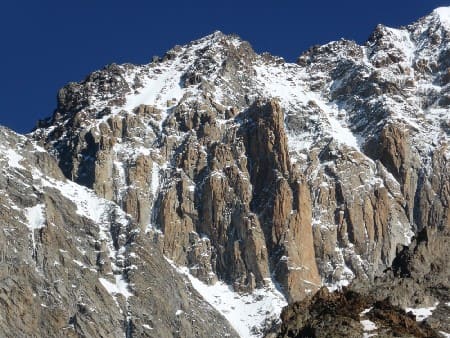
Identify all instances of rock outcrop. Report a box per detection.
[0,126,238,337]
[270,287,440,338]
[270,226,450,337]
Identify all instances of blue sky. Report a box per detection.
[0,0,448,133]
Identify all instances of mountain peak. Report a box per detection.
[164,31,248,58]
[432,6,450,27]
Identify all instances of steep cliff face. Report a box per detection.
[13,6,449,337]
[32,7,450,305]
[0,126,238,337]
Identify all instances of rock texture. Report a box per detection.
[270,287,440,338]
[269,226,450,337]
[34,8,450,304]
[0,126,237,337]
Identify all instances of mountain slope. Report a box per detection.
[34,6,449,294]
[0,126,237,337]
[0,5,448,338]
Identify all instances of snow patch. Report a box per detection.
[434,7,450,27]
[360,307,373,315]
[361,319,377,331]
[4,149,25,169]
[166,258,287,338]
[405,303,438,321]
[24,204,46,252]
[39,176,108,224]
[99,275,132,300]
[151,162,160,196]
[327,114,360,150]
[73,259,85,268]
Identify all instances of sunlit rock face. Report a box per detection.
[0,6,447,337]
[0,126,238,337]
[34,8,450,301]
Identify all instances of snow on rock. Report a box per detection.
[24,204,46,253]
[254,62,362,153]
[101,34,218,129]
[359,309,378,338]
[151,162,160,196]
[99,275,133,300]
[166,258,287,338]
[360,319,377,330]
[4,149,25,169]
[405,303,439,321]
[31,166,134,306]
[433,7,450,27]
[383,27,416,64]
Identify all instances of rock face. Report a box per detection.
[270,226,450,337]
[1,6,449,338]
[0,126,238,337]
[34,7,450,304]
[271,287,440,338]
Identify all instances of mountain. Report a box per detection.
[0,6,449,338]
[0,126,238,337]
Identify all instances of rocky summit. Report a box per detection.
[0,6,449,338]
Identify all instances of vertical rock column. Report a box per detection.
[243,99,320,301]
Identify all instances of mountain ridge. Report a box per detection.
[0,6,449,337]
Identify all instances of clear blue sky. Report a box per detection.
[0,0,448,133]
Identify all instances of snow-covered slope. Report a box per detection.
[167,258,287,337]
